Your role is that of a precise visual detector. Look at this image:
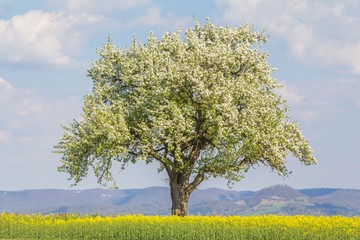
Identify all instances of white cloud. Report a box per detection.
[120,6,191,31]
[0,130,11,143]
[0,77,15,103]
[216,0,360,73]
[0,77,13,91]
[0,77,44,117]
[0,10,103,66]
[16,97,45,117]
[0,77,83,127]
[329,43,360,73]
[276,85,304,105]
[126,7,167,28]
[0,76,84,165]
[295,100,340,124]
[356,98,360,108]
[278,77,360,123]
[51,0,150,13]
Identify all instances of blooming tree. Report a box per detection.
[55,20,316,216]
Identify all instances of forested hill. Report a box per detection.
[1,185,359,216]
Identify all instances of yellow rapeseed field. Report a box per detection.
[1,212,359,239]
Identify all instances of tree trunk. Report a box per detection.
[169,172,190,216]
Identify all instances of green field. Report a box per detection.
[1,213,359,239]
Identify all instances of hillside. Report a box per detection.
[1,185,359,216]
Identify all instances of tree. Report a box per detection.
[54,20,316,216]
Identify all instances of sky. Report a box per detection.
[0,0,359,191]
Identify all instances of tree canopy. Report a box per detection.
[55,20,316,216]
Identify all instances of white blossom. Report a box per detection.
[55,19,316,189]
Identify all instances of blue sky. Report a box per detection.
[1,0,359,191]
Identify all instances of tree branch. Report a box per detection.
[149,148,173,173]
[188,170,205,193]
[97,157,113,184]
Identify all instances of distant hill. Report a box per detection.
[1,185,359,216]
